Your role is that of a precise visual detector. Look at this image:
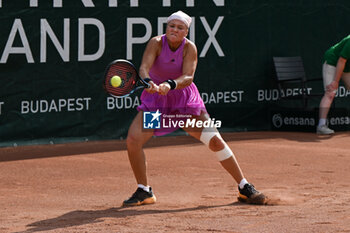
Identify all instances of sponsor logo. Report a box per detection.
[329,116,350,126]
[272,113,315,128]
[143,110,162,129]
[272,114,283,128]
[143,110,222,130]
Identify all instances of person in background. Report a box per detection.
[317,35,350,134]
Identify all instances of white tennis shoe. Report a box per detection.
[316,125,335,135]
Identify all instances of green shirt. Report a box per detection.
[324,34,350,72]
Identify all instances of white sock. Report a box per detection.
[138,184,150,192]
[239,178,248,189]
[318,119,326,127]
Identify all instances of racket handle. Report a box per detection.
[143,78,158,92]
[143,78,151,89]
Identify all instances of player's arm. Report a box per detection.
[176,40,198,89]
[158,40,197,95]
[334,57,347,83]
[139,36,161,93]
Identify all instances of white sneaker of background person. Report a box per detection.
[317,119,335,135]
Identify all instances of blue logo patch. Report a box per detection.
[143,110,161,129]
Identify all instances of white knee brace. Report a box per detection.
[199,127,233,161]
[199,127,222,145]
[215,144,233,161]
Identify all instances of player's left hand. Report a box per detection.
[158,82,171,95]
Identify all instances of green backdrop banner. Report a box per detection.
[1,1,350,147]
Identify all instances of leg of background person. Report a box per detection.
[183,112,244,184]
[318,62,337,128]
[126,111,154,186]
[319,91,335,122]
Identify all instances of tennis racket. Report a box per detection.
[103,59,150,97]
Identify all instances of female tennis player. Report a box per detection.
[123,11,267,206]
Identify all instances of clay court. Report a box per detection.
[0,131,349,233]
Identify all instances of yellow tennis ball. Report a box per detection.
[110,75,122,87]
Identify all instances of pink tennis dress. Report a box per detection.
[137,34,207,136]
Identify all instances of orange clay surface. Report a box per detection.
[0,131,350,233]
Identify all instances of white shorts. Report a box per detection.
[323,62,350,91]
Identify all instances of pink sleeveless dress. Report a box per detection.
[137,34,207,136]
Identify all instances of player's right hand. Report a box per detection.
[146,81,159,94]
[158,82,171,96]
[326,80,338,92]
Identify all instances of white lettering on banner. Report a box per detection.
[261,86,349,101]
[185,0,225,7]
[130,0,138,7]
[329,116,350,126]
[199,16,224,57]
[127,16,223,59]
[109,0,117,7]
[30,0,95,8]
[1,0,225,8]
[78,18,105,61]
[30,0,37,7]
[284,117,315,126]
[0,0,226,62]
[126,18,152,60]
[40,18,70,62]
[257,88,312,102]
[272,113,316,128]
[257,89,279,101]
[335,86,350,97]
[1,16,223,63]
[162,117,222,128]
[201,91,244,104]
[0,19,34,63]
[21,98,91,114]
[184,118,221,128]
[1,18,105,63]
[106,96,140,110]
[0,102,4,115]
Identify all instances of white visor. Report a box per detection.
[166,11,192,28]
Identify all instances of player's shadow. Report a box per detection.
[17,202,244,233]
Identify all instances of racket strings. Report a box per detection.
[105,63,138,96]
